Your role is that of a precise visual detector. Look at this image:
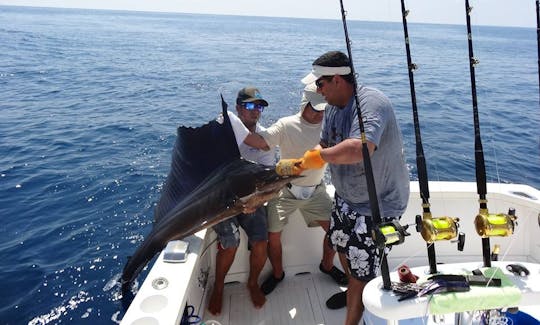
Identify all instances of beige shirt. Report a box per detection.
[259,113,326,187]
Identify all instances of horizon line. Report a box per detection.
[1,4,535,29]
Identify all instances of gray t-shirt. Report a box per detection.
[321,86,409,218]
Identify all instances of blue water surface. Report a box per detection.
[0,5,539,324]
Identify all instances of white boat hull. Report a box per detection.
[120,181,540,325]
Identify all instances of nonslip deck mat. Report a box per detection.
[202,272,341,325]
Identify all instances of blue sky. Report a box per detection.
[0,0,536,28]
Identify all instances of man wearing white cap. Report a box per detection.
[278,51,410,325]
[232,84,349,295]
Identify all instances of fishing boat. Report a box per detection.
[119,182,540,325]
[120,0,540,324]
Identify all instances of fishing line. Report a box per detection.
[338,0,394,290]
[398,0,463,275]
[465,0,491,267]
[537,0,540,103]
[464,10,504,186]
[390,242,436,273]
[200,237,218,259]
[464,0,517,268]
[496,208,535,262]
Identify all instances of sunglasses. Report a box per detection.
[315,76,334,89]
[242,102,265,112]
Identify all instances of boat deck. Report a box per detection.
[201,267,347,325]
[199,262,540,325]
[120,182,540,325]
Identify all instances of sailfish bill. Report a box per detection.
[120,96,298,299]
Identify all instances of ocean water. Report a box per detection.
[0,5,539,324]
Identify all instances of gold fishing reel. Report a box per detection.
[475,208,517,238]
[415,212,465,251]
[373,220,411,247]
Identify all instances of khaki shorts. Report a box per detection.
[267,182,332,233]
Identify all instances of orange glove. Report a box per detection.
[275,158,304,176]
[275,149,326,176]
[299,149,326,169]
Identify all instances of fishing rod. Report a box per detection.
[537,0,540,103]
[464,0,517,267]
[399,0,464,275]
[338,0,409,291]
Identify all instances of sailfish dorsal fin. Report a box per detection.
[153,94,240,222]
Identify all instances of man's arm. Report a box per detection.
[319,138,376,164]
[227,111,271,151]
[244,132,270,151]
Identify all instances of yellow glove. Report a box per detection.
[275,149,326,176]
[299,149,326,169]
[275,158,304,176]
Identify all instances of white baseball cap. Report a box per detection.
[300,83,327,111]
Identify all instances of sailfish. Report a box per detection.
[120,96,298,297]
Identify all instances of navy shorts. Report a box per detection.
[328,193,399,282]
[212,206,268,249]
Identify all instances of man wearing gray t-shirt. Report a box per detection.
[278,51,409,325]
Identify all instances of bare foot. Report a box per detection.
[248,283,266,309]
[207,286,223,316]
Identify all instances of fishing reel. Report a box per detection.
[415,211,465,251]
[475,208,517,238]
[373,220,411,247]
